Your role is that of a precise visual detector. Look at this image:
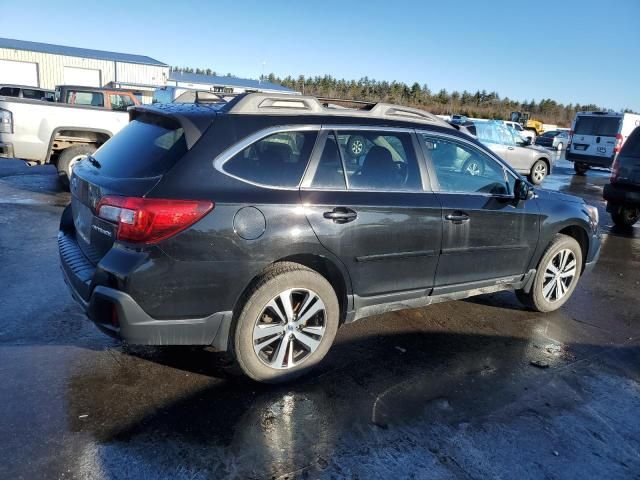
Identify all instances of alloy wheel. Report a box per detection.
[533,162,547,183]
[252,288,327,369]
[542,249,577,302]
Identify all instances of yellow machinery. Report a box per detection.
[510,111,544,136]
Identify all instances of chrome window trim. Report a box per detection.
[212,124,321,191]
[415,129,520,197]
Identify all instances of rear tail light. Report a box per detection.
[567,129,573,147]
[0,108,13,134]
[96,196,213,244]
[610,155,620,183]
[613,133,623,154]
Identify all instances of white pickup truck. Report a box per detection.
[0,96,130,182]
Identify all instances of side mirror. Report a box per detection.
[515,179,534,200]
[521,137,532,146]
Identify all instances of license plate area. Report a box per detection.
[574,144,588,151]
[72,196,93,245]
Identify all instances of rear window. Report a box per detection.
[68,90,104,107]
[620,128,640,157]
[0,87,19,97]
[223,130,317,187]
[574,116,620,137]
[91,115,187,178]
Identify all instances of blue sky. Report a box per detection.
[2,0,639,110]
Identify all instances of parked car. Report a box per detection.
[603,126,640,227]
[55,85,140,111]
[0,84,54,101]
[59,93,601,383]
[503,120,535,142]
[567,111,640,175]
[535,130,569,150]
[450,114,468,125]
[0,93,131,181]
[468,120,553,184]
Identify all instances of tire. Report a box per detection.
[462,157,484,176]
[346,135,366,159]
[516,234,582,313]
[57,145,96,186]
[529,159,548,185]
[556,142,563,151]
[232,262,340,383]
[574,162,589,175]
[610,205,640,227]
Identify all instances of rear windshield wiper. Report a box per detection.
[86,155,101,169]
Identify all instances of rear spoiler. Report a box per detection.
[128,105,217,149]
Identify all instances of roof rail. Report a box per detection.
[227,93,325,114]
[225,93,451,127]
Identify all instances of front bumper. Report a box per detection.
[603,183,640,208]
[59,230,232,349]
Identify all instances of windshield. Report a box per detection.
[574,116,621,137]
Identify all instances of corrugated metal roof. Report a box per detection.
[0,37,167,66]
[168,71,295,92]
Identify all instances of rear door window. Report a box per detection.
[574,116,620,137]
[336,130,422,191]
[224,130,318,188]
[68,90,104,107]
[22,89,44,99]
[90,115,187,178]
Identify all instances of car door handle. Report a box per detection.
[445,213,470,224]
[323,207,357,223]
[508,146,515,150]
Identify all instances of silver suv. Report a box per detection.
[468,120,553,184]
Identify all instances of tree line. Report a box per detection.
[170,67,632,126]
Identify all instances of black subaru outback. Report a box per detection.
[59,94,601,382]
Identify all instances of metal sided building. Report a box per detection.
[168,71,298,95]
[0,37,169,103]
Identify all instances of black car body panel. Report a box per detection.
[58,94,601,348]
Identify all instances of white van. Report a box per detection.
[567,111,640,174]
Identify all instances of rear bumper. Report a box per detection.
[59,228,233,349]
[566,150,613,167]
[603,183,640,208]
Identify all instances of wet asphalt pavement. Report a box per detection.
[0,153,638,479]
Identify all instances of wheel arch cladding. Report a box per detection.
[234,255,350,325]
[558,225,588,273]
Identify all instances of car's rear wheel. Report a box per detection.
[574,162,589,175]
[233,262,339,383]
[516,234,582,312]
[610,205,640,227]
[529,159,548,184]
[57,145,96,186]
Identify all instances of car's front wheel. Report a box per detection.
[233,262,340,383]
[529,159,548,185]
[610,204,640,227]
[556,142,563,151]
[516,234,582,312]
